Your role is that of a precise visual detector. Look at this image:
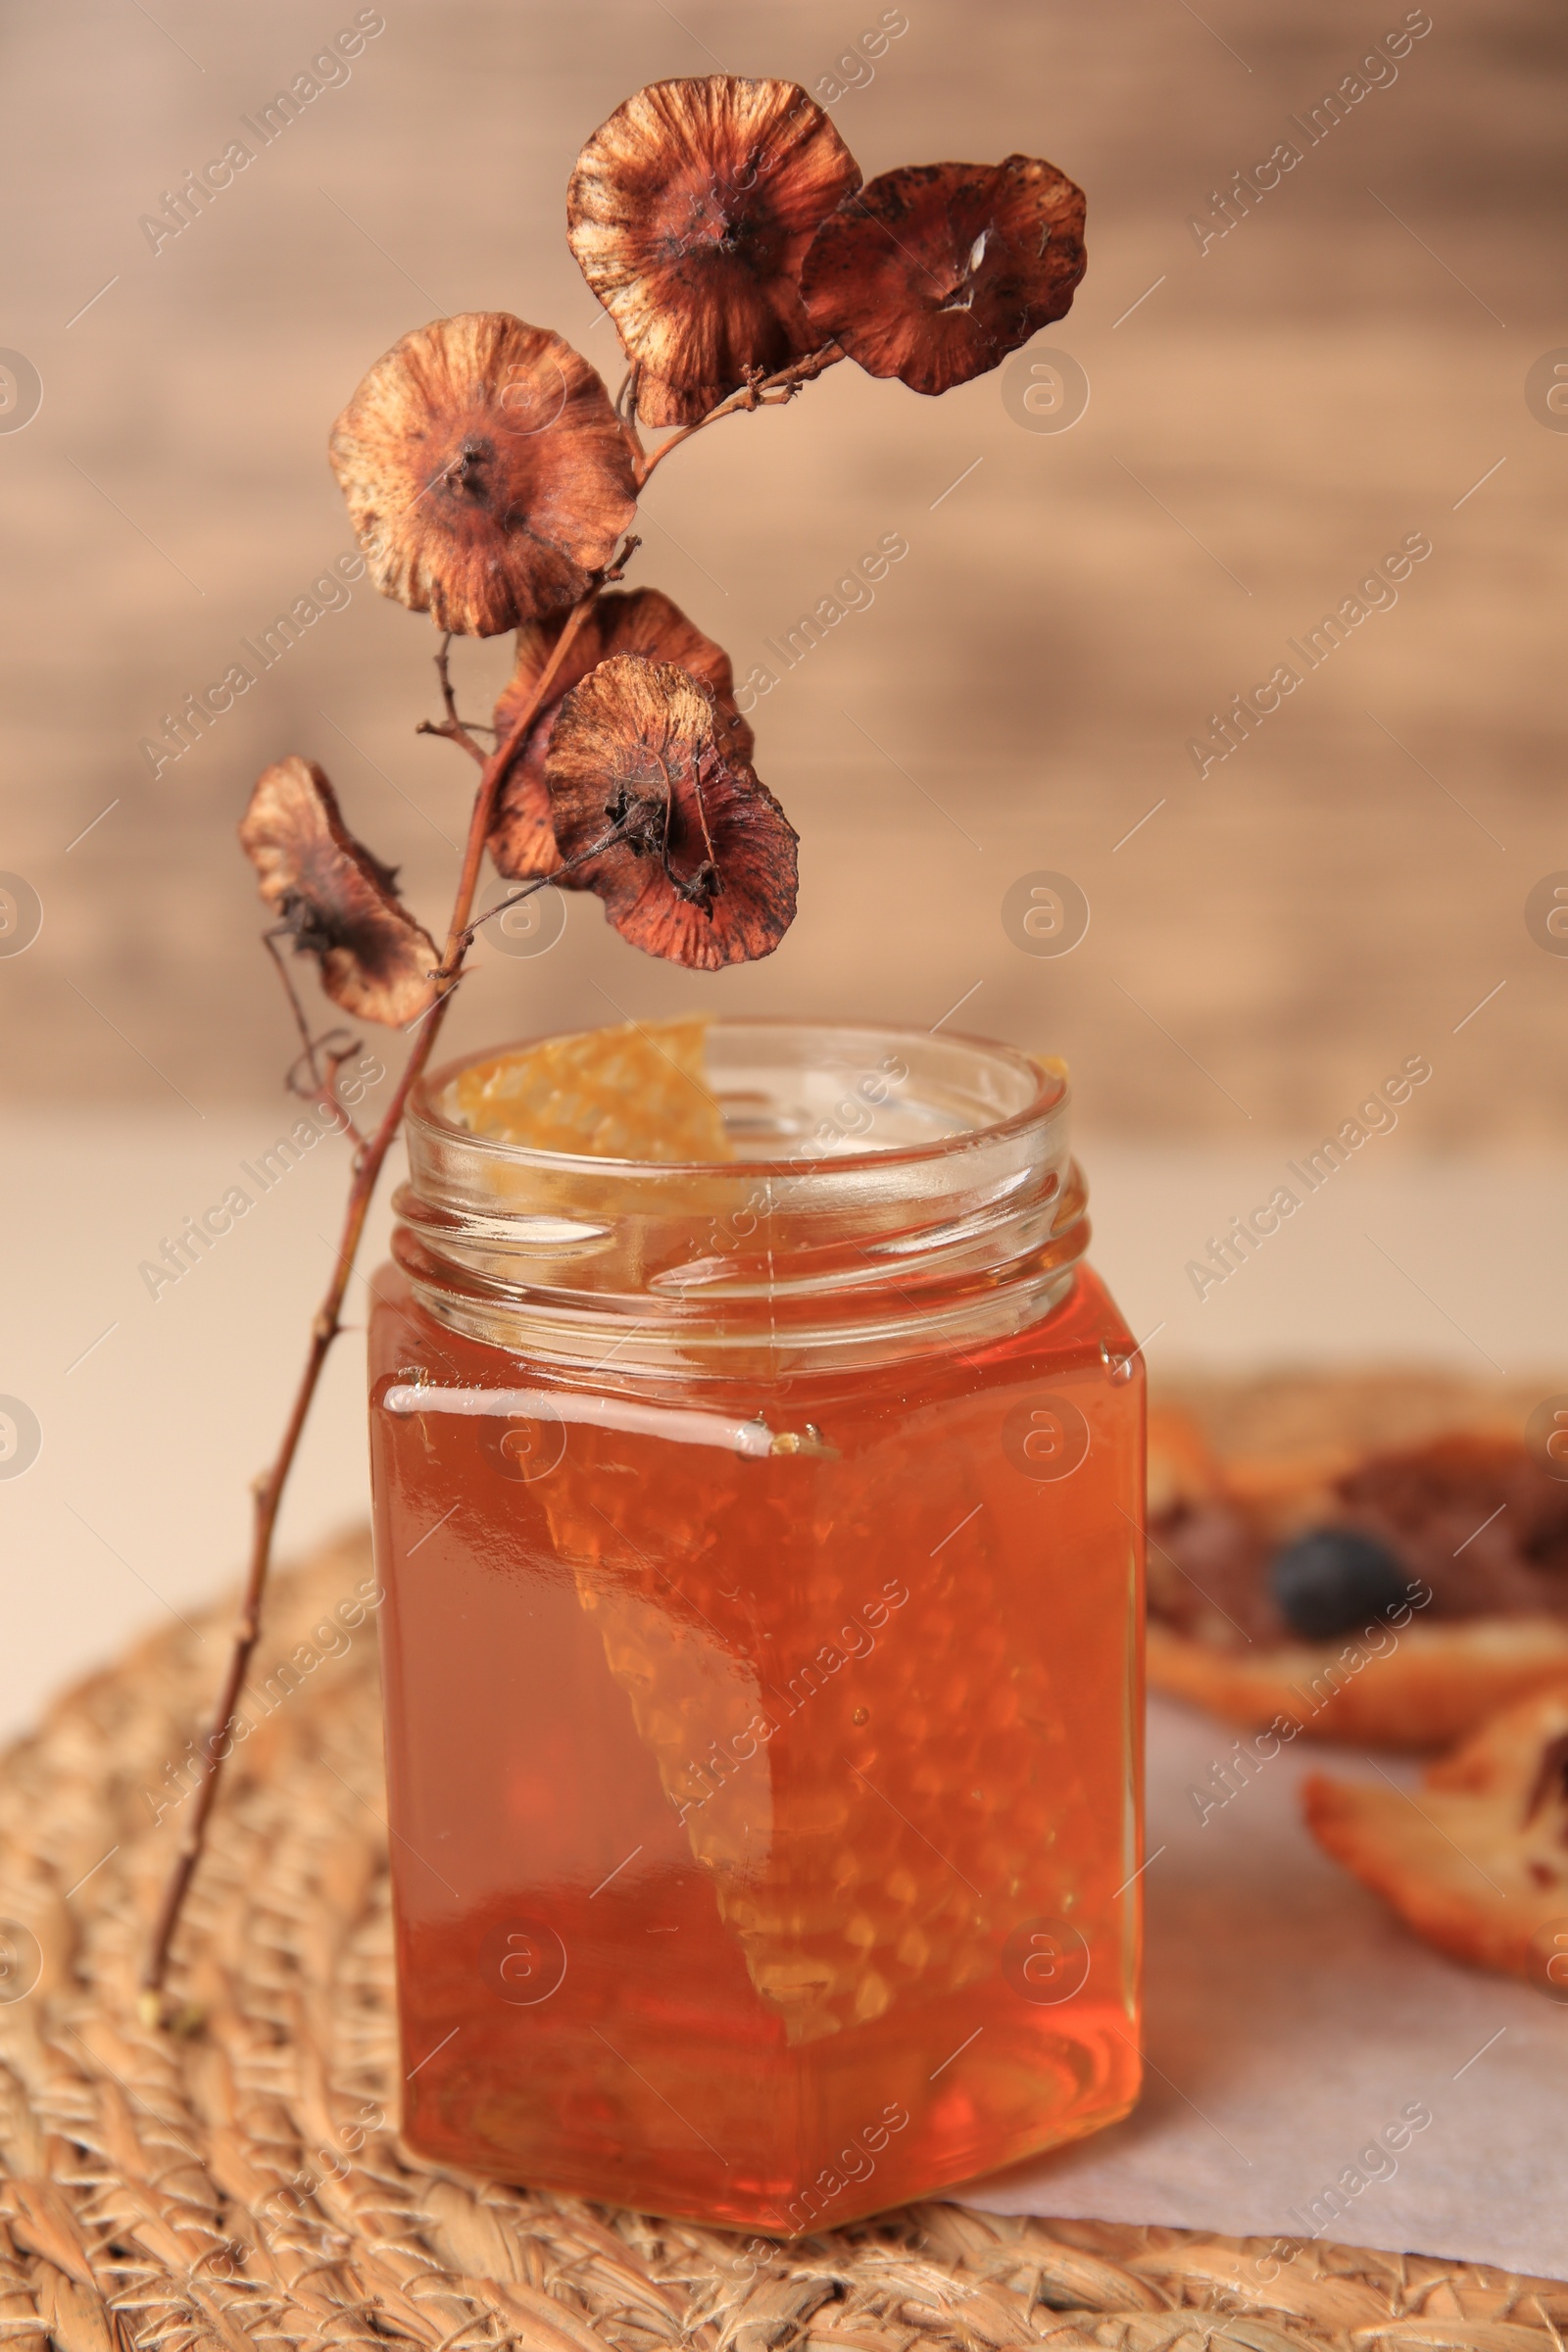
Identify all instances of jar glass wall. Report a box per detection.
[368,1020,1144,2230]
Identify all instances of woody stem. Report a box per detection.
[634,343,845,487]
[141,583,604,2005]
[420,632,490,765]
[262,930,324,1090]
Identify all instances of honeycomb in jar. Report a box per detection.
[552,1434,1087,2044]
[445,1017,732,1162]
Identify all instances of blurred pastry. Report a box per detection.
[1147,1399,1568,1749]
[1302,1681,1568,1978]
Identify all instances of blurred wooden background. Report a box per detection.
[2,0,1565,1143]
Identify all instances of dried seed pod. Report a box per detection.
[328,314,638,636]
[545,656,797,968]
[239,755,438,1026]
[801,155,1087,396]
[567,76,861,426]
[489,589,755,884]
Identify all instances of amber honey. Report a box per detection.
[368,1019,1144,2230]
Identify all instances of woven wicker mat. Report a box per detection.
[2,1378,1564,2352]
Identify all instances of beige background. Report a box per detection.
[2,0,1565,1144]
[2,16,1565,2268]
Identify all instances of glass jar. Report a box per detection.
[368,1018,1144,2231]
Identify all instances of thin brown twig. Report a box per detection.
[416,718,489,763]
[613,362,642,426]
[264,938,371,1151]
[311,1032,372,1155]
[634,344,844,487]
[283,1038,368,1151]
[436,630,461,726]
[458,819,637,956]
[261,930,322,1088]
[419,632,490,764]
[140,574,611,2008]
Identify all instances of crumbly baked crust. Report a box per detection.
[1146,1371,1568,1749]
[1302,1680,1568,1976]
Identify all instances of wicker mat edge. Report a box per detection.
[1,1515,1563,2352]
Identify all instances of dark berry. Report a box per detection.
[1267,1526,1410,1642]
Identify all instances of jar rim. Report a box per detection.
[411,1016,1067,1180]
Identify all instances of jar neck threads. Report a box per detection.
[394,1020,1088,1378]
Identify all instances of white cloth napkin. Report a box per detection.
[962,1695,1568,2279]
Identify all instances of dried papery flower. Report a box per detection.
[801,155,1087,396]
[567,76,861,427]
[545,656,797,968]
[489,589,755,884]
[328,313,638,635]
[239,756,439,1026]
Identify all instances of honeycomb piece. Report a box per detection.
[446,1017,732,1162]
[575,1555,1001,2042]
[547,1438,1089,2044]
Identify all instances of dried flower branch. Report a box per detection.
[144,72,1087,2006]
[141,584,604,2010]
